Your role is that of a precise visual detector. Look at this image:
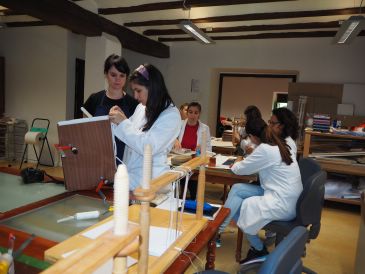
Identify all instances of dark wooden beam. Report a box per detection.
[5,21,51,28]
[158,30,365,42]
[144,21,340,36]
[0,0,169,58]
[125,7,364,27]
[99,0,296,15]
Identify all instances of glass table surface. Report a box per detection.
[0,194,112,242]
[0,172,66,213]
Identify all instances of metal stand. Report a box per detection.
[20,118,54,169]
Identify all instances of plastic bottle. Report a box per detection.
[0,253,14,274]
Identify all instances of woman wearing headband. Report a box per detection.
[109,63,181,190]
[83,54,138,163]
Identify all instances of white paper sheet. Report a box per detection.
[81,220,181,257]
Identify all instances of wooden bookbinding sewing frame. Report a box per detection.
[43,133,210,274]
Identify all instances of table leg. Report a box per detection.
[236,228,243,262]
[205,235,216,270]
[223,185,227,203]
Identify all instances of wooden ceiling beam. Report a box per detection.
[0,0,169,58]
[5,21,51,28]
[144,21,340,36]
[125,7,363,27]
[158,30,365,42]
[99,0,296,15]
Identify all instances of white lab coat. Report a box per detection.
[286,136,297,160]
[178,119,212,152]
[113,103,181,190]
[231,143,302,235]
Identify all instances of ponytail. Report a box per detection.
[264,127,292,165]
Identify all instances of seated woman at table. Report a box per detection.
[235,105,262,155]
[109,63,181,191]
[217,118,302,264]
[173,101,211,199]
[269,107,299,160]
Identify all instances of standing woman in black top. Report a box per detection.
[83,54,139,163]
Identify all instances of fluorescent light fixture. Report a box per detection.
[179,20,214,44]
[333,15,365,44]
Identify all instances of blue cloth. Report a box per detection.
[219,183,264,234]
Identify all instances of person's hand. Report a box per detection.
[232,132,240,146]
[230,156,243,168]
[173,139,182,150]
[245,145,254,155]
[109,105,127,125]
[221,120,232,127]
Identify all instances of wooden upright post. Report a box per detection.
[138,144,152,274]
[196,130,207,220]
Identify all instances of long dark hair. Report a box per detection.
[244,105,262,121]
[129,63,174,131]
[246,118,293,165]
[272,107,299,140]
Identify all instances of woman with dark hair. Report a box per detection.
[270,107,299,159]
[173,101,211,200]
[233,105,262,155]
[83,54,138,162]
[218,118,302,264]
[109,64,181,190]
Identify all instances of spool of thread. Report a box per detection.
[24,131,43,145]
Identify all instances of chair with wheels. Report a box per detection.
[263,158,327,274]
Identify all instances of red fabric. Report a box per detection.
[181,123,199,150]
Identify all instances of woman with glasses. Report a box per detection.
[269,107,299,160]
[229,118,302,264]
[109,63,181,191]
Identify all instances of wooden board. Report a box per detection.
[57,117,116,191]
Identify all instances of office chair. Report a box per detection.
[264,158,325,243]
[239,226,308,274]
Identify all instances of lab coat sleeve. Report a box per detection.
[231,144,273,175]
[205,124,212,152]
[115,107,181,156]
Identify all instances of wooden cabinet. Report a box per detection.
[303,130,365,205]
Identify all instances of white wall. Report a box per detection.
[0,26,86,164]
[165,37,365,132]
[125,37,365,134]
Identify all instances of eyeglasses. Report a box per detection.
[268,120,280,125]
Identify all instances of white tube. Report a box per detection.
[80,107,93,118]
[74,211,100,220]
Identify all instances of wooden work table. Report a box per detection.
[0,167,230,273]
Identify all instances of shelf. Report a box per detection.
[325,197,361,206]
[303,130,365,206]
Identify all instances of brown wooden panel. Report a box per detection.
[99,0,295,14]
[145,21,340,36]
[58,119,116,191]
[125,7,364,27]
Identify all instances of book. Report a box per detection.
[178,205,221,219]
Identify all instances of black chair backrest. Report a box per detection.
[258,226,308,274]
[296,170,327,239]
[298,158,321,185]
